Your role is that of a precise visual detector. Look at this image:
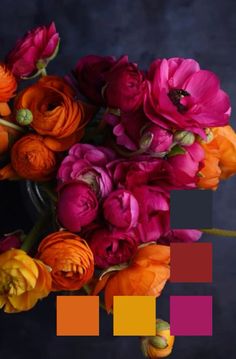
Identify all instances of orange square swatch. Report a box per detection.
[56,296,99,336]
[113,296,156,336]
[170,243,212,283]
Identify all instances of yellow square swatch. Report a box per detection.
[113,296,156,336]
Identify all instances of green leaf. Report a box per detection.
[167,145,186,157]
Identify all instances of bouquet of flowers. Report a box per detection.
[1,22,236,358]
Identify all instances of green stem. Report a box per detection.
[21,211,50,252]
[41,68,47,77]
[201,228,236,237]
[0,118,25,133]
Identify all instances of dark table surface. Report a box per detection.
[0,1,236,358]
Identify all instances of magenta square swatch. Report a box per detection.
[170,296,212,336]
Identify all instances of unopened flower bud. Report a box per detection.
[174,130,195,146]
[140,132,154,150]
[140,319,175,358]
[16,109,33,126]
[198,128,214,144]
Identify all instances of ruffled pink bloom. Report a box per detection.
[6,22,59,79]
[104,110,147,151]
[144,58,231,136]
[132,185,169,243]
[57,144,116,198]
[0,231,22,254]
[74,55,116,105]
[88,228,138,268]
[167,142,205,188]
[57,182,98,232]
[103,55,147,112]
[140,124,173,153]
[103,189,139,230]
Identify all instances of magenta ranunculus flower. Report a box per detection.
[103,55,147,112]
[104,110,147,151]
[57,182,98,232]
[144,58,231,136]
[140,124,173,153]
[103,189,139,230]
[6,22,60,79]
[57,143,116,198]
[88,228,138,268]
[74,55,116,105]
[0,231,22,254]
[132,185,170,243]
[167,142,205,188]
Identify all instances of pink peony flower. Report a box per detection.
[167,142,205,188]
[103,55,147,112]
[132,185,170,243]
[57,182,98,232]
[0,231,22,254]
[57,143,116,198]
[104,110,147,151]
[144,58,231,136]
[6,22,59,79]
[140,124,173,153]
[103,189,139,230]
[88,228,138,268]
[74,55,116,105]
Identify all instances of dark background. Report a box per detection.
[0,0,236,358]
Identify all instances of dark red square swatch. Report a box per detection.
[170,243,212,283]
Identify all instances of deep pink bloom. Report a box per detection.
[57,182,98,232]
[132,185,169,243]
[104,110,147,151]
[103,55,147,112]
[103,189,139,230]
[88,228,138,268]
[6,22,59,79]
[144,58,231,136]
[0,231,22,254]
[57,144,115,198]
[167,142,205,188]
[74,55,116,105]
[140,124,173,153]
[158,229,202,244]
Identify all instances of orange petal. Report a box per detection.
[0,102,11,116]
[0,164,19,180]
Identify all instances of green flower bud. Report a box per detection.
[16,109,33,126]
[174,130,195,146]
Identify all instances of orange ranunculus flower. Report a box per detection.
[0,120,23,157]
[9,134,57,181]
[0,64,17,116]
[37,231,94,291]
[14,76,92,151]
[0,249,51,313]
[93,244,170,313]
[141,319,175,358]
[198,125,236,189]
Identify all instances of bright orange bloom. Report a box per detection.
[15,76,94,151]
[0,64,17,116]
[0,121,22,156]
[198,126,236,189]
[93,244,170,312]
[9,134,57,181]
[0,249,51,313]
[37,231,94,291]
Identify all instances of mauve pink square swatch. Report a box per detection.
[170,296,212,336]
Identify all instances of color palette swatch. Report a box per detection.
[56,296,99,336]
[170,243,212,282]
[113,296,156,336]
[170,190,213,229]
[170,296,212,336]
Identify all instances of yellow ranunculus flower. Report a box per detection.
[141,319,175,358]
[0,249,51,313]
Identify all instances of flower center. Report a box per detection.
[168,89,190,112]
